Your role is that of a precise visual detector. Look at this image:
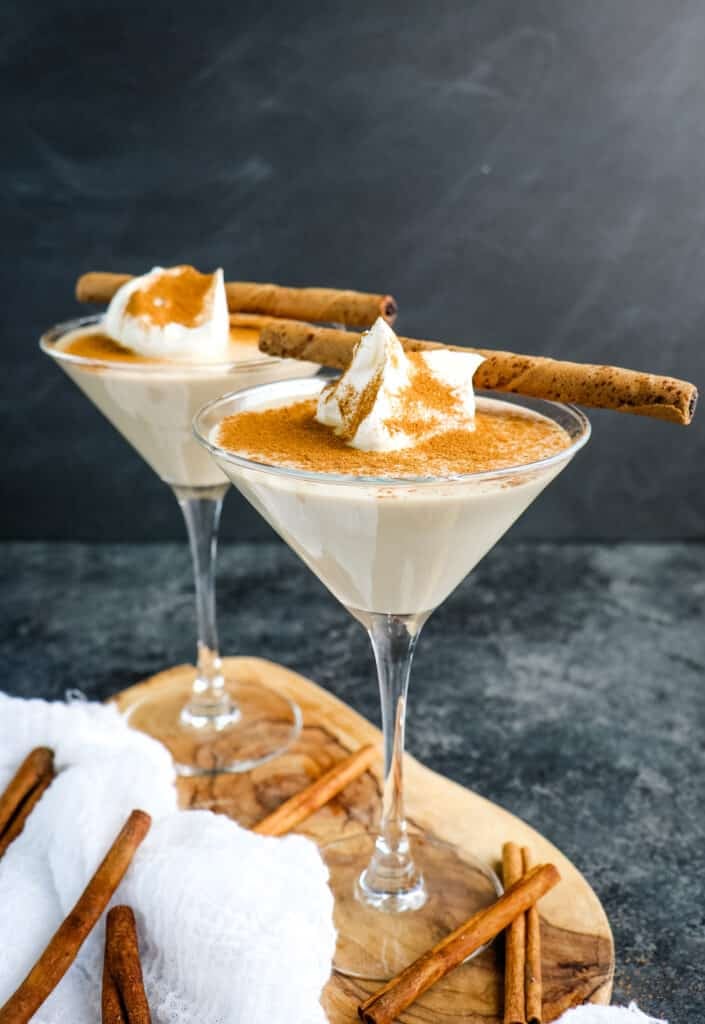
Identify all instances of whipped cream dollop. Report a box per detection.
[316,317,485,452]
[105,265,230,361]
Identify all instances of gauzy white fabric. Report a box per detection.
[0,693,335,1024]
[556,1002,667,1022]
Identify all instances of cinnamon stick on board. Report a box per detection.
[0,809,151,1024]
[253,744,377,836]
[523,847,543,1024]
[75,272,398,329]
[102,905,151,1024]
[258,320,698,426]
[503,842,527,1024]
[358,863,560,1024]
[0,748,55,859]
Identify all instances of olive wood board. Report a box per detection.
[114,656,614,1024]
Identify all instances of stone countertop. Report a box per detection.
[2,541,704,1020]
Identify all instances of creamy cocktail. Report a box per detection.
[209,386,571,617]
[41,265,317,774]
[195,317,590,976]
[51,321,314,488]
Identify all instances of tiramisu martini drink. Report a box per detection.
[41,265,317,774]
[195,317,591,976]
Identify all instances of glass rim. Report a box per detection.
[39,314,287,373]
[193,375,592,488]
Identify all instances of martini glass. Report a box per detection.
[194,376,590,976]
[41,314,317,775]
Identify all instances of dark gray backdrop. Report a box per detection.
[2,0,703,541]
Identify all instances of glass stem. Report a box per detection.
[174,484,236,728]
[358,612,428,911]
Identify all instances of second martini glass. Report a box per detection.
[195,376,591,977]
[41,315,317,775]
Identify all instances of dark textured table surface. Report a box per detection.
[2,540,703,1021]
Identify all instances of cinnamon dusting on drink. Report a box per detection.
[61,326,262,364]
[216,398,571,478]
[64,332,156,363]
[384,354,467,440]
[125,265,217,328]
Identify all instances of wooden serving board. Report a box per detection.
[115,657,613,1023]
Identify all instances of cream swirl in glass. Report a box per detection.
[41,264,318,776]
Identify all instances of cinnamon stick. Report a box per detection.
[75,272,397,329]
[258,320,698,426]
[101,966,125,1024]
[0,747,54,835]
[253,744,377,837]
[503,842,527,1024]
[358,863,560,1024]
[0,809,151,1024]
[0,772,54,859]
[0,748,55,858]
[102,905,151,1024]
[523,847,543,1024]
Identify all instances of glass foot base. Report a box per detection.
[124,672,301,776]
[321,831,502,980]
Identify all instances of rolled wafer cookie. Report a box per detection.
[75,272,397,329]
[258,319,697,425]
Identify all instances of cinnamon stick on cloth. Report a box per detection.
[503,842,527,1024]
[75,272,398,329]
[0,747,55,859]
[102,905,151,1024]
[358,863,560,1024]
[258,320,698,425]
[253,744,377,836]
[0,809,151,1024]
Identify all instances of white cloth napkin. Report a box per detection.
[556,1004,666,1023]
[0,692,335,1024]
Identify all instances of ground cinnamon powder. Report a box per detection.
[216,398,572,477]
[64,332,156,363]
[62,326,261,364]
[125,266,216,327]
[384,353,466,440]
